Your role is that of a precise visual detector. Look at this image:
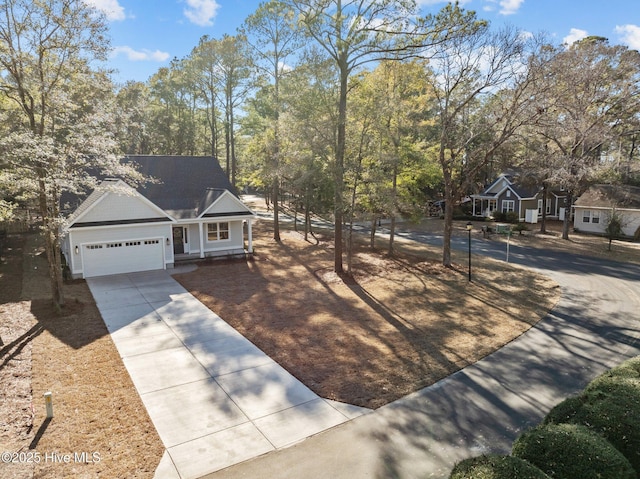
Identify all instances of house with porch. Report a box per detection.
[573,184,640,239]
[471,172,567,222]
[61,155,256,279]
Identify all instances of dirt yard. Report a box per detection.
[0,233,163,479]
[175,220,561,409]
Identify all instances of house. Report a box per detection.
[573,184,640,239]
[471,172,567,222]
[61,155,256,279]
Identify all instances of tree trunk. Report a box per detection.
[273,178,281,242]
[333,62,348,274]
[388,163,398,256]
[38,177,64,307]
[370,218,377,248]
[540,185,547,234]
[562,192,572,240]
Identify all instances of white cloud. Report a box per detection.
[563,28,588,46]
[183,0,220,27]
[83,0,126,21]
[498,0,524,15]
[111,46,170,62]
[615,24,640,50]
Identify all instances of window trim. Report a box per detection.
[207,222,231,242]
[502,200,515,213]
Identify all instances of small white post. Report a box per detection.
[44,392,53,418]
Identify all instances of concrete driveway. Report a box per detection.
[87,270,370,479]
[204,233,640,479]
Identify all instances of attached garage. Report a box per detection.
[82,238,165,278]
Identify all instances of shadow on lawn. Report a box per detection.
[30,295,109,350]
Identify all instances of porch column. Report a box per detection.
[198,222,205,258]
[247,219,253,253]
[472,198,476,216]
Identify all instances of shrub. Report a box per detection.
[512,222,529,235]
[512,423,635,479]
[543,358,640,473]
[449,454,550,479]
[505,211,519,223]
[492,211,506,222]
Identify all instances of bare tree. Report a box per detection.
[533,37,640,239]
[424,25,549,266]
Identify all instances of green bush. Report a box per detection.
[512,423,635,479]
[541,358,640,474]
[449,454,550,479]
[505,211,519,223]
[492,211,506,222]
[512,222,529,235]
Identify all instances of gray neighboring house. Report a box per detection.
[61,155,256,279]
[573,184,640,239]
[471,173,567,222]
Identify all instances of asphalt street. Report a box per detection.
[206,219,640,479]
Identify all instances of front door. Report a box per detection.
[172,227,184,254]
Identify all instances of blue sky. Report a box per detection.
[85,0,640,85]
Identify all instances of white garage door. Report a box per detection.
[83,239,164,278]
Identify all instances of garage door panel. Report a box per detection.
[83,239,164,278]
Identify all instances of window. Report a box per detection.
[506,190,511,198]
[207,222,230,241]
[582,210,601,224]
[538,199,543,215]
[502,200,515,213]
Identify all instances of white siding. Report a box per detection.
[79,193,164,223]
[202,220,244,253]
[69,224,172,277]
[574,207,640,237]
[202,192,251,216]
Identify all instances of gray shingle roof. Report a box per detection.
[62,155,237,220]
[575,184,640,209]
[128,155,237,219]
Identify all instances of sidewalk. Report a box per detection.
[87,270,370,479]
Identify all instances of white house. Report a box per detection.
[573,184,640,239]
[61,155,256,279]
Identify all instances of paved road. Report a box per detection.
[205,224,640,479]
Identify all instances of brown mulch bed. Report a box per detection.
[1,233,163,479]
[176,225,560,409]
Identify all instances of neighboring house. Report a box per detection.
[61,155,256,279]
[573,184,640,239]
[471,172,567,222]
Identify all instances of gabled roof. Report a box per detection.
[65,178,175,229]
[62,156,248,222]
[129,155,239,219]
[575,184,640,210]
[473,172,540,200]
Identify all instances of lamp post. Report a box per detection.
[466,222,473,282]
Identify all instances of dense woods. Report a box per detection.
[1,0,639,304]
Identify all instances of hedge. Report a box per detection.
[449,454,550,479]
[543,385,640,473]
[512,423,635,479]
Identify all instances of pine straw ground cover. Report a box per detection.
[0,233,162,479]
[175,222,561,409]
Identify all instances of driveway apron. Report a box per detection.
[87,270,370,479]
